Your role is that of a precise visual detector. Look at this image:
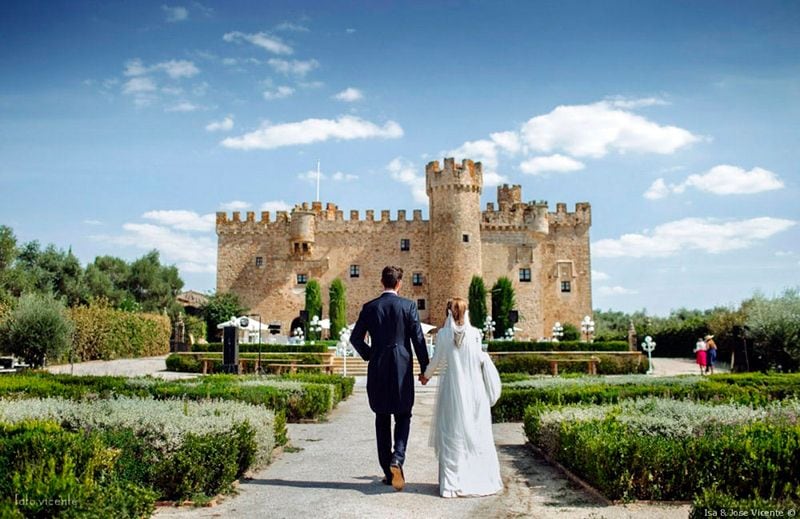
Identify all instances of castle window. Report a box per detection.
[412,272,423,286]
[462,234,469,243]
[255,256,264,268]
[350,265,360,278]
[297,273,308,285]
[400,238,410,251]
[417,299,426,311]
[519,268,531,282]
[561,281,571,293]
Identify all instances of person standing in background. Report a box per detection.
[705,335,717,374]
[694,337,707,375]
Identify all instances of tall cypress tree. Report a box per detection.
[468,275,487,329]
[491,277,516,338]
[329,278,347,339]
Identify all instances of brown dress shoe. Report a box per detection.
[390,462,405,491]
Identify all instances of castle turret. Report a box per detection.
[426,158,483,326]
[290,209,315,258]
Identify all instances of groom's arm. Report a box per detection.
[349,307,371,361]
[406,301,429,373]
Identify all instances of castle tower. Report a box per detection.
[426,158,483,327]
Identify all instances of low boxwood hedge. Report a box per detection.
[0,420,157,518]
[487,340,629,352]
[193,342,330,353]
[524,398,800,503]
[690,489,800,519]
[493,373,800,422]
[166,352,326,374]
[492,353,647,376]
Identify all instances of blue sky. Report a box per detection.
[1,0,798,315]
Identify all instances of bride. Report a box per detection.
[419,298,503,498]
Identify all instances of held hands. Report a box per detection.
[418,374,429,385]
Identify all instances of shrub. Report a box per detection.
[492,353,646,376]
[305,280,323,339]
[69,303,170,362]
[329,278,347,340]
[491,277,515,338]
[0,293,74,367]
[562,322,580,341]
[494,373,800,422]
[468,276,487,329]
[201,292,247,342]
[274,373,356,402]
[192,342,329,353]
[746,288,800,372]
[0,397,274,500]
[525,398,800,502]
[183,314,206,344]
[487,340,628,352]
[0,420,157,517]
[165,352,325,374]
[691,488,800,519]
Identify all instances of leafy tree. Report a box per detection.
[304,280,323,339]
[468,276,487,329]
[13,241,88,306]
[201,292,247,342]
[126,251,183,316]
[0,292,74,367]
[329,278,347,340]
[491,277,516,339]
[562,322,580,341]
[745,288,800,371]
[85,256,130,306]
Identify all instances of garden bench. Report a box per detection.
[264,361,335,375]
[549,356,600,376]
[200,353,335,375]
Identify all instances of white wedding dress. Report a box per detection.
[423,312,503,498]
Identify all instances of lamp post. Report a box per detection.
[552,321,564,342]
[642,335,656,375]
[483,316,496,343]
[248,313,262,375]
[308,315,322,344]
[581,315,595,342]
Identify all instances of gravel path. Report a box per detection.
[46,356,194,380]
[155,382,689,519]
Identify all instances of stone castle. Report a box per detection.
[216,157,592,339]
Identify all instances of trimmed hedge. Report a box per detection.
[166,352,325,374]
[487,340,629,352]
[0,420,157,517]
[493,353,647,376]
[69,305,170,362]
[494,373,800,422]
[192,342,330,353]
[525,399,800,503]
[691,489,800,519]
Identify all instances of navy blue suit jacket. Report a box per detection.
[350,292,430,414]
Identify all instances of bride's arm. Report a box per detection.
[423,331,447,379]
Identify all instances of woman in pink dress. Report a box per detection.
[694,338,707,375]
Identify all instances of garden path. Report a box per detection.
[46,355,194,379]
[155,381,690,519]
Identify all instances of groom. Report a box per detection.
[350,265,430,491]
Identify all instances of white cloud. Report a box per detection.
[124,58,199,79]
[205,115,234,132]
[520,154,585,175]
[387,157,427,204]
[221,115,403,150]
[275,22,309,32]
[122,76,157,94]
[142,210,215,232]
[593,217,797,258]
[644,165,784,199]
[263,86,295,100]
[223,31,293,55]
[267,58,319,77]
[260,200,292,212]
[597,285,639,296]
[644,178,671,200]
[521,100,700,158]
[83,219,103,226]
[592,270,610,281]
[333,87,363,102]
[775,250,795,257]
[606,96,669,109]
[165,101,201,112]
[298,170,324,183]
[156,60,199,79]
[219,200,251,211]
[332,171,358,182]
[346,28,356,34]
[446,139,509,187]
[298,80,324,89]
[162,5,188,22]
[490,131,521,154]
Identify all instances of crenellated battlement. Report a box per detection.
[480,182,590,233]
[426,157,483,195]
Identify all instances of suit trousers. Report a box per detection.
[375,412,411,477]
